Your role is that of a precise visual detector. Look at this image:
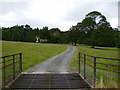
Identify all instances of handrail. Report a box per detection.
[78,52,120,88]
[0,53,21,58]
[0,53,22,88]
[79,52,120,61]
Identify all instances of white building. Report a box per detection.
[35,36,47,42]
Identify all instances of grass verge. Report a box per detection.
[2,41,67,70]
[69,44,119,88]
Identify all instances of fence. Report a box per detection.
[78,52,120,88]
[0,53,22,88]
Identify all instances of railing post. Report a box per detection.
[84,54,86,79]
[3,58,6,83]
[94,57,96,88]
[19,53,22,72]
[78,52,80,73]
[13,55,15,80]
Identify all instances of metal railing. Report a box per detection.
[78,52,120,88]
[0,53,22,88]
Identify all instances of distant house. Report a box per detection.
[35,36,47,43]
[35,36,39,42]
[40,38,47,42]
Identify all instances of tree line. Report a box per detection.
[1,11,120,48]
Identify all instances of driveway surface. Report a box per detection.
[25,46,75,73]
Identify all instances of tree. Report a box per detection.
[96,25,115,47]
[10,25,22,41]
[60,31,71,44]
[113,28,120,48]
[75,22,87,44]
[2,27,12,41]
[69,26,80,46]
[39,26,50,43]
[49,28,61,43]
[81,11,115,47]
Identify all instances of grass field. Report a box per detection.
[2,41,67,70]
[1,41,67,86]
[70,44,119,70]
[70,44,120,88]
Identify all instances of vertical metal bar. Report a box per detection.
[94,57,96,88]
[84,54,86,79]
[78,52,80,73]
[3,58,6,84]
[13,55,15,80]
[19,53,22,72]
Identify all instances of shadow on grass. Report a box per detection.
[94,47,109,50]
[94,47,119,52]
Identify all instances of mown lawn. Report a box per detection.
[70,44,119,70]
[70,44,119,88]
[2,41,67,70]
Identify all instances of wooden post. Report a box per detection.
[94,57,96,88]
[19,53,22,72]
[13,55,15,80]
[84,55,86,79]
[78,53,80,73]
[3,58,6,83]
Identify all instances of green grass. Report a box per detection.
[77,44,119,58]
[70,44,120,88]
[1,41,67,87]
[70,44,119,70]
[2,41,67,70]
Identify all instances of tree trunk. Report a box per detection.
[74,42,77,46]
[71,42,74,45]
[90,44,94,48]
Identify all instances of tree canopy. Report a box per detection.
[2,11,120,48]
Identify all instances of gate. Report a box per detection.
[78,52,120,88]
[1,53,92,89]
[0,53,22,88]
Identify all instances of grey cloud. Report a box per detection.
[64,1,118,23]
[64,2,100,22]
[7,17,60,30]
[118,1,120,26]
[0,0,119,30]
[0,2,29,15]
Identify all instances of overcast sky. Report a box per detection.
[0,0,119,31]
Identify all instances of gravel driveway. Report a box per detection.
[25,46,75,73]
